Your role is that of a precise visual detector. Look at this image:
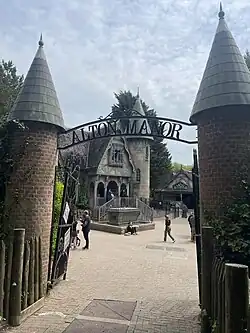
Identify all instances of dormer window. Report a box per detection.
[109,144,123,166]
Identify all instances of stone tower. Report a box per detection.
[190,5,250,220]
[126,91,153,201]
[5,35,64,292]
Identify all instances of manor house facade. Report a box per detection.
[60,95,153,209]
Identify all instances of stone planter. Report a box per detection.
[107,207,140,226]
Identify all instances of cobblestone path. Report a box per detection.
[6,217,200,332]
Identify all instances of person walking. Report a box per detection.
[188,213,195,242]
[164,215,175,243]
[81,210,91,250]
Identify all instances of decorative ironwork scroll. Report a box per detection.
[58,116,197,150]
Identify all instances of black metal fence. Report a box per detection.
[48,161,80,286]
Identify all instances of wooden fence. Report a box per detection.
[0,229,43,327]
[201,226,249,333]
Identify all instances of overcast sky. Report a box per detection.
[1,0,249,164]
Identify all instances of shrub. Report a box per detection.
[207,179,250,267]
[52,181,64,253]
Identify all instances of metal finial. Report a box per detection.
[38,33,44,47]
[136,86,140,98]
[218,2,225,19]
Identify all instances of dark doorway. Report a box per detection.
[97,182,105,197]
[120,183,127,197]
[107,181,118,201]
[182,194,194,209]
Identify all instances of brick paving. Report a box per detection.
[5,217,201,332]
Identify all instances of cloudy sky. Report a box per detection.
[1,0,250,164]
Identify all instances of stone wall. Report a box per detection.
[127,139,150,200]
[5,121,58,292]
[196,108,250,219]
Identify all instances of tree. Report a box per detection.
[172,162,192,172]
[0,60,23,238]
[111,90,172,193]
[244,50,250,70]
[0,60,24,125]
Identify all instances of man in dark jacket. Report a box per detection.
[188,213,195,242]
[81,210,91,250]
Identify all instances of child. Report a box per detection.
[71,220,81,249]
[164,215,175,243]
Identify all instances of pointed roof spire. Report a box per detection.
[127,91,153,140]
[39,33,44,47]
[190,5,250,123]
[133,93,145,117]
[8,35,64,131]
[218,2,225,19]
[136,86,140,98]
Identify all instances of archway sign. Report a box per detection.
[58,115,197,149]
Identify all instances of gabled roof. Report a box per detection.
[190,4,250,123]
[8,35,64,130]
[156,169,193,192]
[88,137,111,169]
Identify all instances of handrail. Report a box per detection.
[136,197,154,222]
[96,196,153,222]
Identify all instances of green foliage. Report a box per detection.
[52,181,64,252]
[111,90,172,192]
[0,60,24,125]
[244,50,250,70]
[172,162,192,171]
[0,60,23,239]
[206,180,250,266]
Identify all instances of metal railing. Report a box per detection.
[94,196,153,222]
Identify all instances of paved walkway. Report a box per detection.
[7,217,200,332]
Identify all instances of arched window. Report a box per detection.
[145,146,149,161]
[136,168,141,182]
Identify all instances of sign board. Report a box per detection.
[64,228,71,252]
[63,202,70,223]
[58,116,197,149]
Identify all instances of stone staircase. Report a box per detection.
[92,196,153,223]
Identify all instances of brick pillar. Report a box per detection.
[196,107,250,219]
[5,121,58,293]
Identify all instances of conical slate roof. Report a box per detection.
[127,90,153,140]
[8,35,65,130]
[190,5,250,123]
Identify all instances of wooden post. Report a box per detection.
[3,240,13,321]
[9,228,25,326]
[0,240,6,319]
[28,238,35,306]
[201,226,213,320]
[34,237,39,302]
[22,241,30,310]
[225,263,248,333]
